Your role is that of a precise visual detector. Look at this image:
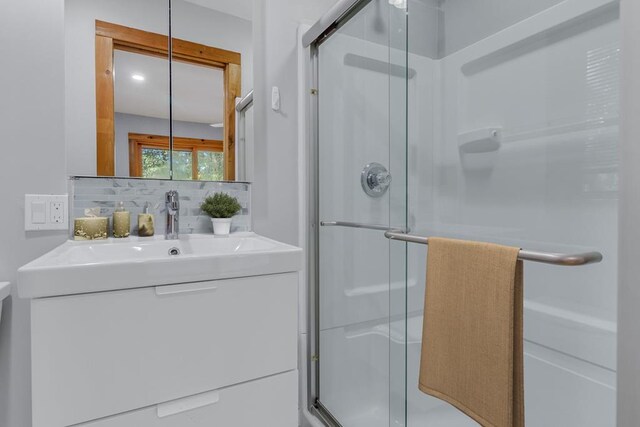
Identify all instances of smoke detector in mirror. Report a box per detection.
[131,74,145,81]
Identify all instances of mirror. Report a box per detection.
[65,0,253,181]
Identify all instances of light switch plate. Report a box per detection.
[31,201,46,224]
[25,194,69,231]
[271,86,280,111]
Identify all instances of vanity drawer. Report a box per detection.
[78,370,298,427]
[31,273,298,427]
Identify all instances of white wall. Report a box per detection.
[251,0,336,245]
[0,1,68,426]
[250,2,339,426]
[65,0,252,176]
[618,0,640,424]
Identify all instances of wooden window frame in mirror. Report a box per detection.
[95,20,240,180]
[128,133,223,179]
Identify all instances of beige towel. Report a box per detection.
[419,237,524,427]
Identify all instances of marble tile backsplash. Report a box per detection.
[69,177,251,237]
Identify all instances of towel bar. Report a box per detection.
[384,231,603,266]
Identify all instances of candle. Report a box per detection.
[73,217,108,240]
[138,213,155,237]
[113,211,131,238]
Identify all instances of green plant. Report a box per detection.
[200,193,242,219]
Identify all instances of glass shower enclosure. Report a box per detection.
[305,0,619,426]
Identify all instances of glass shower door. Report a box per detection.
[312,0,618,425]
[315,0,409,426]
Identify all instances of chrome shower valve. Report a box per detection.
[361,163,392,197]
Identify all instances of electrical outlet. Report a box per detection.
[25,194,69,231]
[51,202,65,224]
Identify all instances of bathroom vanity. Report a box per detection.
[18,233,301,427]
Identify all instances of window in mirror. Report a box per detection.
[128,134,223,180]
[197,151,225,181]
[141,148,171,180]
[172,150,194,181]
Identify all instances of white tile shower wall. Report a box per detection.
[69,177,251,236]
[407,0,619,425]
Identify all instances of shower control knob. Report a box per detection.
[361,163,392,197]
[373,171,391,187]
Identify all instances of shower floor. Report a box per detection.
[334,402,478,427]
[320,312,479,427]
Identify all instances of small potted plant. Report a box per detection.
[200,193,242,235]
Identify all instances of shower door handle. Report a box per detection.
[320,221,407,233]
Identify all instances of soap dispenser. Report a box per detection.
[138,202,155,237]
[112,201,130,238]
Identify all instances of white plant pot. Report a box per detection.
[211,218,232,235]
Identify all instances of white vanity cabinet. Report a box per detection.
[19,233,303,427]
[77,370,298,427]
[18,233,302,427]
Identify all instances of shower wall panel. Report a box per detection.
[406,0,619,425]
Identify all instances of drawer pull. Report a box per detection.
[156,389,220,418]
[155,282,218,296]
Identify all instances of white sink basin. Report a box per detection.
[18,232,302,299]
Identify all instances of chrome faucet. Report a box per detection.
[165,190,179,240]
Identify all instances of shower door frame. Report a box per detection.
[304,0,406,425]
[307,39,337,425]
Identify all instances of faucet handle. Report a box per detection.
[166,190,179,203]
[164,191,180,240]
[165,190,179,212]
